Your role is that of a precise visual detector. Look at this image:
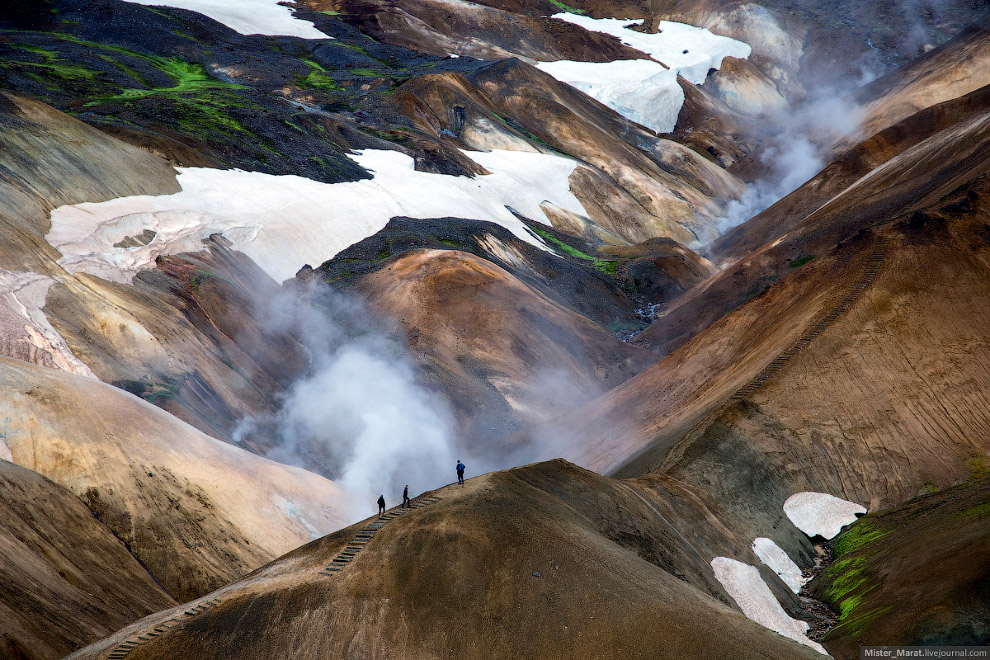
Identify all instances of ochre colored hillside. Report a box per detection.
[67,461,822,660]
[0,461,174,659]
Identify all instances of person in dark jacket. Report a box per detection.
[456,460,466,486]
[402,484,411,508]
[377,494,386,517]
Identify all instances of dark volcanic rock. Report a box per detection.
[0,0,492,182]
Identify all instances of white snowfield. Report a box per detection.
[752,537,809,594]
[0,269,97,378]
[539,14,751,133]
[784,492,867,539]
[120,0,328,39]
[48,149,587,284]
[535,59,682,134]
[711,557,830,656]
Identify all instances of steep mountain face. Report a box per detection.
[0,357,348,603]
[0,460,175,660]
[635,70,990,358]
[558,80,990,490]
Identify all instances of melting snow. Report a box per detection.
[711,557,829,655]
[550,14,751,85]
[0,269,97,378]
[784,492,867,539]
[120,0,328,39]
[539,14,750,133]
[752,537,808,594]
[48,149,586,284]
[536,59,682,133]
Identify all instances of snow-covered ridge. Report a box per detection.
[535,59,682,134]
[120,0,328,39]
[550,14,751,85]
[48,149,587,284]
[784,492,867,539]
[537,14,751,133]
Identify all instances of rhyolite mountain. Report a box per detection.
[0,0,988,658]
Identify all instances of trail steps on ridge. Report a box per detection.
[318,496,443,577]
[729,235,890,400]
[104,599,222,659]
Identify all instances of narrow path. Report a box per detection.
[319,495,443,576]
[105,598,222,659]
[729,236,890,401]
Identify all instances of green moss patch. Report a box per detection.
[528,226,618,274]
[89,57,246,103]
[297,58,341,91]
[547,0,586,14]
[967,455,990,480]
[831,518,890,557]
[3,42,103,82]
[823,518,891,632]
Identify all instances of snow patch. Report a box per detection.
[0,269,97,378]
[753,537,808,594]
[711,557,829,655]
[551,14,751,85]
[121,0,328,39]
[48,149,588,284]
[784,492,867,540]
[535,59,683,133]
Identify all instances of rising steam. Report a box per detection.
[234,283,458,523]
[714,81,868,235]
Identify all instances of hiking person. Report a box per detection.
[402,484,410,508]
[377,494,386,517]
[456,460,466,486]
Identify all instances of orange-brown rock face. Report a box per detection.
[393,62,744,245]
[356,248,651,450]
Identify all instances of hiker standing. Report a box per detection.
[456,460,466,486]
[402,484,411,508]
[377,494,386,517]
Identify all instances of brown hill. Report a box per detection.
[0,460,174,660]
[66,460,823,660]
[355,248,651,448]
